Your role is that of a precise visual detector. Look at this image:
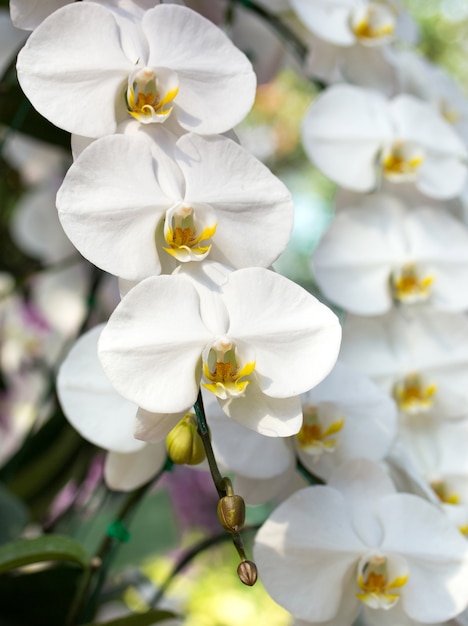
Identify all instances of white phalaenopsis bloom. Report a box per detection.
[340,308,468,420]
[99,263,341,437]
[313,193,468,315]
[224,360,397,505]
[290,0,412,48]
[57,325,169,491]
[254,459,468,625]
[56,130,293,280]
[16,2,256,138]
[302,84,467,198]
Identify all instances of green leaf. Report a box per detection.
[82,610,177,626]
[0,534,91,574]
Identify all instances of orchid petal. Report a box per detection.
[99,275,212,413]
[57,133,179,280]
[104,443,166,491]
[17,3,132,137]
[178,133,293,268]
[254,485,365,622]
[144,5,256,134]
[57,325,145,453]
[222,268,341,398]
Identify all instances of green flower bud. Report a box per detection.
[166,413,206,465]
[217,479,246,533]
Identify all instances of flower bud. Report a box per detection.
[166,413,206,465]
[217,492,246,533]
[237,560,257,586]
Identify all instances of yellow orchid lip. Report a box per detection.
[381,141,425,181]
[163,205,217,263]
[391,264,434,303]
[393,373,437,414]
[296,404,345,457]
[356,554,408,610]
[126,66,179,124]
[202,337,256,400]
[350,2,396,45]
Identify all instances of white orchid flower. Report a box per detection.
[56,130,293,281]
[290,0,413,48]
[16,2,256,138]
[340,308,468,421]
[57,325,171,491]
[302,84,467,199]
[98,264,341,437]
[254,459,468,625]
[313,193,468,315]
[206,360,397,505]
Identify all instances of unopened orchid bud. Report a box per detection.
[237,560,257,586]
[166,413,206,465]
[217,477,245,533]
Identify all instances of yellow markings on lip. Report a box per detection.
[356,555,408,609]
[296,405,344,456]
[126,67,178,123]
[163,207,217,262]
[350,3,396,44]
[393,373,437,414]
[391,264,434,303]
[431,480,461,505]
[202,338,255,400]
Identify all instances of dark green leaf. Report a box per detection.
[0,534,90,573]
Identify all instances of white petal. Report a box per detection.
[57,133,179,280]
[9,0,71,30]
[17,3,131,137]
[104,443,166,491]
[379,493,468,622]
[254,485,365,622]
[57,325,145,453]
[177,133,293,268]
[302,85,392,190]
[144,5,256,133]
[291,0,356,46]
[222,268,341,398]
[99,275,213,413]
[218,379,303,437]
[134,407,185,443]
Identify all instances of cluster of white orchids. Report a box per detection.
[7,0,468,623]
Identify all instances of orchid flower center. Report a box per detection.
[356,554,409,609]
[393,373,437,414]
[381,141,425,181]
[202,336,256,400]
[126,66,179,124]
[296,403,344,458]
[350,2,396,45]
[163,204,217,263]
[391,263,434,303]
[431,480,461,505]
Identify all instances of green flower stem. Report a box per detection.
[227,0,308,64]
[193,392,256,578]
[194,390,225,497]
[65,460,171,626]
